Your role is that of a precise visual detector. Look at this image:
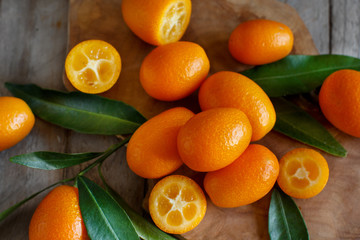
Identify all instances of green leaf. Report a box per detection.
[242,55,360,97]
[98,167,177,240]
[5,83,146,135]
[273,97,347,157]
[268,188,309,240]
[77,176,139,240]
[10,151,102,170]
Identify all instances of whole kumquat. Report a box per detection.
[126,107,195,179]
[29,185,89,240]
[319,69,360,138]
[177,108,252,172]
[140,41,210,101]
[198,71,276,141]
[228,19,294,65]
[204,144,279,208]
[0,96,35,151]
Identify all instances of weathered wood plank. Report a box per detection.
[281,0,330,53]
[0,0,69,239]
[331,0,360,57]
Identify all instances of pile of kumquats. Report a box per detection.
[2,0,360,239]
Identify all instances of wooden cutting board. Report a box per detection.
[66,0,360,239]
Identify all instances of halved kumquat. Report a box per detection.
[65,40,121,94]
[122,0,192,45]
[149,175,207,234]
[277,148,329,199]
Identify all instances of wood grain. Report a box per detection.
[331,0,360,58]
[0,0,68,239]
[283,0,330,54]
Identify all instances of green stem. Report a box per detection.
[0,137,131,222]
[0,177,75,222]
[78,137,130,177]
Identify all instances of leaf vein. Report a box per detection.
[276,118,340,151]
[81,178,120,240]
[276,191,292,239]
[252,64,360,81]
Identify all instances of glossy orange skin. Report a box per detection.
[177,108,252,172]
[319,69,360,137]
[127,107,195,178]
[0,97,35,151]
[204,144,279,208]
[29,185,89,240]
[198,71,276,141]
[122,0,192,45]
[277,148,329,199]
[228,19,294,65]
[140,41,210,101]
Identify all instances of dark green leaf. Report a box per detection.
[5,83,146,135]
[10,151,102,170]
[242,55,360,97]
[77,176,139,240]
[273,97,347,157]
[98,167,177,240]
[268,188,309,240]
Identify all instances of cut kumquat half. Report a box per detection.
[149,175,207,234]
[65,40,121,94]
[158,0,191,44]
[121,0,192,45]
[277,148,329,199]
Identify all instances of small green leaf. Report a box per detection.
[273,97,347,157]
[77,176,139,240]
[5,83,146,135]
[268,188,309,240]
[242,55,360,97]
[10,151,102,170]
[98,167,177,240]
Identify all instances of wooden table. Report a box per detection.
[0,0,359,239]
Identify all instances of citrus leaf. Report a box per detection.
[5,83,146,135]
[273,97,347,157]
[268,188,309,240]
[242,55,360,97]
[10,151,102,170]
[98,167,177,240]
[77,176,139,240]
